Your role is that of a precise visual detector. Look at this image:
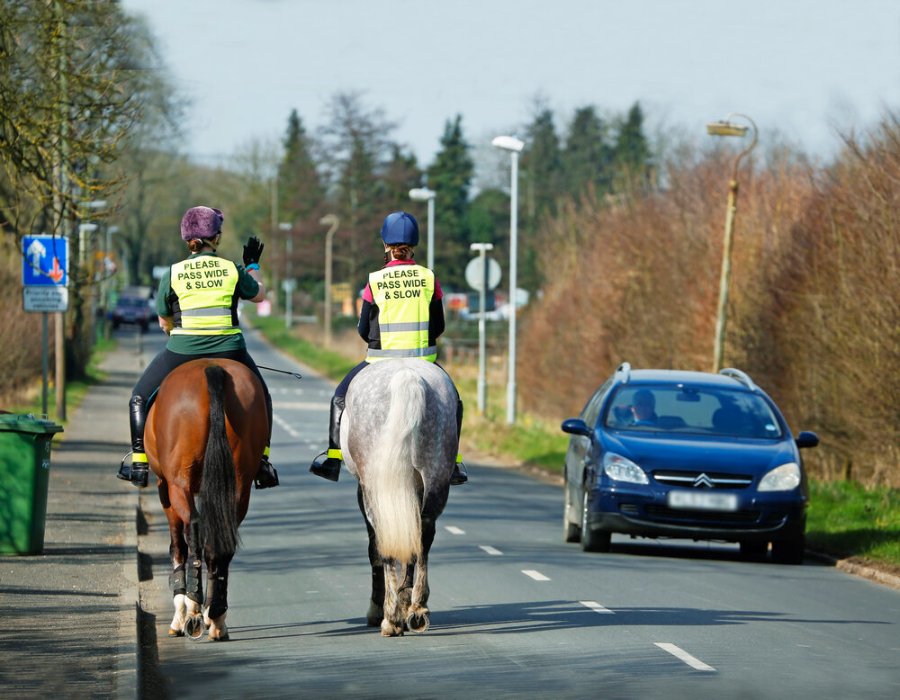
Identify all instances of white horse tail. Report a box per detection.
[367,366,425,562]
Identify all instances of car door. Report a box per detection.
[565,380,611,509]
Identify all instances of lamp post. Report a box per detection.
[706,113,758,373]
[408,187,436,269]
[279,222,293,329]
[319,214,340,347]
[492,134,525,424]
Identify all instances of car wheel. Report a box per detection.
[771,531,805,565]
[580,488,611,553]
[564,503,581,543]
[740,540,769,561]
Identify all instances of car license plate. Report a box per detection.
[667,490,738,511]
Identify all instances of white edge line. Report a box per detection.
[655,643,716,672]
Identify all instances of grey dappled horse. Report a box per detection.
[341,359,458,637]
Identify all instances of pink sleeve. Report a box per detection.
[362,283,373,303]
[434,279,443,300]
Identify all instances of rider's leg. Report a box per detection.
[310,361,368,481]
[228,348,279,489]
[435,363,467,485]
[450,398,468,485]
[118,350,182,487]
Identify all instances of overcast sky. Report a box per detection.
[120,0,900,166]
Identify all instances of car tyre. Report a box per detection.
[771,531,805,565]
[564,505,581,543]
[740,540,769,561]
[580,489,611,552]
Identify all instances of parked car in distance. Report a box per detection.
[561,363,819,564]
[110,294,154,332]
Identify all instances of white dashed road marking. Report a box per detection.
[522,570,550,581]
[273,414,301,438]
[479,545,503,556]
[655,643,716,672]
[579,600,614,614]
[445,526,466,535]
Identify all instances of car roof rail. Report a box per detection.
[719,367,758,391]
[615,362,632,384]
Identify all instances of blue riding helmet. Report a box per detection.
[380,211,419,246]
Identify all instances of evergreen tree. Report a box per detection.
[277,109,324,298]
[426,115,473,289]
[520,107,562,290]
[562,105,615,200]
[613,102,652,191]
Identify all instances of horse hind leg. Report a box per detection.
[203,555,233,641]
[406,557,430,634]
[182,519,205,640]
[380,560,406,637]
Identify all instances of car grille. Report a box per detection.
[622,503,787,529]
[653,470,753,489]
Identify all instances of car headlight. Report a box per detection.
[758,462,801,492]
[602,452,649,484]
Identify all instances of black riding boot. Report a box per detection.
[310,395,344,482]
[451,398,468,485]
[255,392,279,489]
[118,395,149,488]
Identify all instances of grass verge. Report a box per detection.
[250,311,899,573]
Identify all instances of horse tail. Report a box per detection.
[367,367,425,562]
[199,364,240,559]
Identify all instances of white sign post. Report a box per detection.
[468,245,498,414]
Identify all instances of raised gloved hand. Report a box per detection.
[243,236,264,266]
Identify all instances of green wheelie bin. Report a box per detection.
[0,413,64,555]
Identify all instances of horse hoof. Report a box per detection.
[366,601,383,627]
[406,611,430,634]
[167,627,184,638]
[209,632,230,642]
[380,620,404,637]
[184,615,205,640]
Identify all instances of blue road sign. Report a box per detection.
[23,235,68,287]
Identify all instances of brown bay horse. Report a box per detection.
[145,358,267,641]
[341,359,458,637]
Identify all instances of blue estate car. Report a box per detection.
[561,364,819,564]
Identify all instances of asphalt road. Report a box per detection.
[133,325,900,700]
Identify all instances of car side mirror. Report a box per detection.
[796,431,819,449]
[561,418,592,437]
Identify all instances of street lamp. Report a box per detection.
[279,222,294,329]
[492,134,525,424]
[319,214,340,346]
[706,113,758,373]
[408,187,436,269]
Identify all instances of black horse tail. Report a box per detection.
[200,364,240,560]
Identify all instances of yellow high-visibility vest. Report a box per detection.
[169,257,241,336]
[366,264,436,362]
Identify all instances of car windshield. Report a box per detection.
[117,297,145,308]
[602,384,783,439]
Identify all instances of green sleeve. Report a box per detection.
[236,266,261,299]
[155,271,171,316]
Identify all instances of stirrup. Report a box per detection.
[309,450,341,482]
[450,461,468,486]
[254,458,280,489]
[118,452,149,488]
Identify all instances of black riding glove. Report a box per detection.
[243,236,264,266]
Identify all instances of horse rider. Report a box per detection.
[117,205,279,490]
[309,210,468,485]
